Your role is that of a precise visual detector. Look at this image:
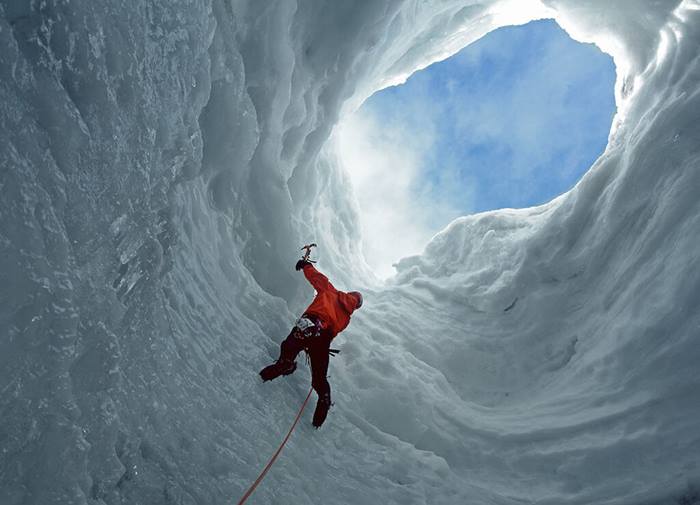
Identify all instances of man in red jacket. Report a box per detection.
[260,259,363,428]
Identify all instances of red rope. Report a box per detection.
[236,387,314,505]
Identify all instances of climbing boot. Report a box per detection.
[259,359,296,382]
[312,393,331,428]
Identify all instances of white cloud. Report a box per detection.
[333,106,465,279]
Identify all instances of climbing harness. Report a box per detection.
[236,387,314,505]
[293,314,323,340]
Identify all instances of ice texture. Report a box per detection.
[1,1,699,504]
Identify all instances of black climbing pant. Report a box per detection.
[278,326,332,400]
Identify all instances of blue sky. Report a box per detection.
[336,19,616,277]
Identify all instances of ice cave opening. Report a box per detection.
[333,19,616,279]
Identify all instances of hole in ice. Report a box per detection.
[335,19,616,278]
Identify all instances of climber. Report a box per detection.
[259,249,363,428]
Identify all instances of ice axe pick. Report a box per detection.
[300,243,317,263]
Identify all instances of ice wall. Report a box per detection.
[1,1,699,504]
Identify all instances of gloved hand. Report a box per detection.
[295,259,312,271]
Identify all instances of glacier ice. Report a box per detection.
[1,1,699,504]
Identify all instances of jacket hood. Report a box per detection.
[339,291,361,314]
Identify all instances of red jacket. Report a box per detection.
[302,264,360,338]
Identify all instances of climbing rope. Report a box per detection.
[236,387,314,505]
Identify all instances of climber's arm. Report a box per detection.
[299,262,335,293]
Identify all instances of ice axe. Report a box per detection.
[300,243,317,263]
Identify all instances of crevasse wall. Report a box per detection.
[1,1,698,504]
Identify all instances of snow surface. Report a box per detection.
[1,1,699,504]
